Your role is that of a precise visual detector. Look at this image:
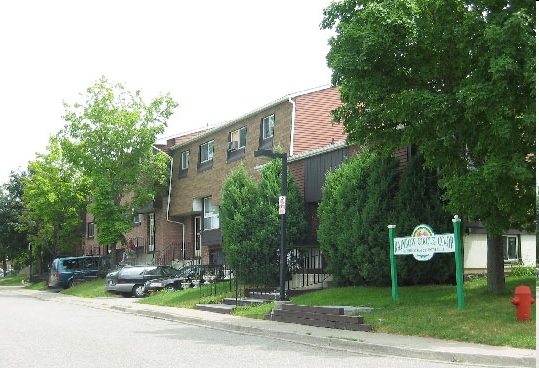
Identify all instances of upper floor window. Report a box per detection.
[200,140,214,163]
[227,126,247,163]
[228,126,247,151]
[179,150,189,178]
[259,114,274,149]
[133,213,142,225]
[203,197,220,230]
[198,140,214,172]
[262,114,274,139]
[87,222,95,238]
[181,150,190,169]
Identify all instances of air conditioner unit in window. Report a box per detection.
[227,141,239,151]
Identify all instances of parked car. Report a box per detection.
[105,265,180,297]
[48,255,110,289]
[144,264,226,293]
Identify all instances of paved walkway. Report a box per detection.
[49,292,535,368]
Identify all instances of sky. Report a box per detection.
[0,0,335,184]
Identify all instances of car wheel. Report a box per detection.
[66,279,74,289]
[132,284,146,298]
[165,285,177,292]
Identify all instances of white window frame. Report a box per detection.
[87,222,95,238]
[262,114,275,139]
[200,141,214,163]
[133,213,142,225]
[148,213,155,252]
[502,235,520,262]
[203,197,220,230]
[181,150,190,170]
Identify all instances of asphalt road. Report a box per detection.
[0,288,501,368]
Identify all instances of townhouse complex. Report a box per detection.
[82,86,535,283]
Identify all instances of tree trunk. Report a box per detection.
[486,234,505,293]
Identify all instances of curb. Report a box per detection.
[110,305,535,368]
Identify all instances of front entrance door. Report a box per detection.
[194,216,201,258]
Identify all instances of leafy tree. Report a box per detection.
[322,0,535,292]
[318,151,399,286]
[0,170,29,274]
[59,76,178,265]
[221,159,307,286]
[22,136,90,269]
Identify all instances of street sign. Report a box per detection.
[278,196,286,215]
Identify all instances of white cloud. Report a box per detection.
[0,0,334,183]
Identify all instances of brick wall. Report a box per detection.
[169,100,293,214]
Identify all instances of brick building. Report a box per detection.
[166,86,346,268]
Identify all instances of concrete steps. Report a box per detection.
[195,293,274,314]
[266,304,372,331]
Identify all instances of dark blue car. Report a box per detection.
[48,256,110,289]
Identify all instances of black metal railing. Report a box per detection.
[287,246,328,289]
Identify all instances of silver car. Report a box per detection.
[105,265,179,298]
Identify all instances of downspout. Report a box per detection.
[288,95,297,156]
[154,146,186,261]
[166,156,186,260]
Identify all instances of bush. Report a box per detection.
[510,265,536,277]
[319,151,455,287]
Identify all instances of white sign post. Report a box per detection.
[278,195,286,215]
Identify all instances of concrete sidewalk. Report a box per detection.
[55,293,535,368]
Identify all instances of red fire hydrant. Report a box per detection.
[511,286,535,321]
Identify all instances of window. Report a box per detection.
[503,235,520,262]
[148,213,155,252]
[228,127,247,151]
[227,126,247,163]
[181,150,189,170]
[179,150,189,178]
[198,141,214,172]
[203,197,220,230]
[200,141,214,163]
[259,114,275,149]
[87,222,95,238]
[262,114,274,139]
[133,213,142,225]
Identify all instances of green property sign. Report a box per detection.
[388,216,464,309]
[393,224,455,261]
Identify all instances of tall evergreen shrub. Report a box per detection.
[221,160,307,286]
[319,150,455,286]
[393,153,455,285]
[318,151,399,286]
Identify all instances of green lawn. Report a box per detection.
[0,274,27,286]
[290,276,536,349]
[13,274,536,349]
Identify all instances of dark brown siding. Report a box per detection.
[289,160,305,197]
[304,147,349,202]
